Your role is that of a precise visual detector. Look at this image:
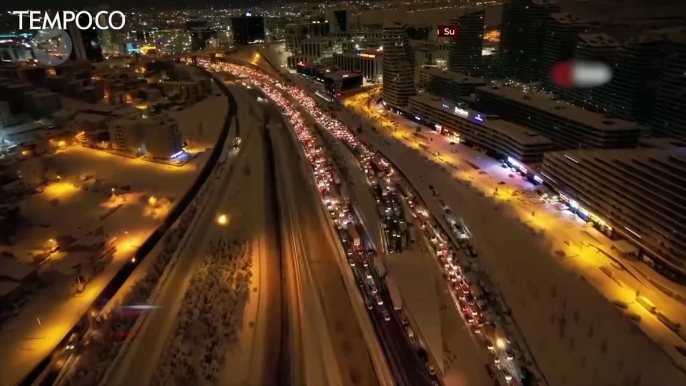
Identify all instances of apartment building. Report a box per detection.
[566,33,619,110]
[475,84,643,149]
[541,147,686,282]
[651,34,686,140]
[408,94,553,164]
[448,9,485,76]
[500,0,561,82]
[540,13,589,92]
[382,23,416,108]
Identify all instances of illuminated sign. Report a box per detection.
[533,175,543,183]
[435,124,442,130]
[357,52,377,59]
[442,103,450,108]
[474,113,484,122]
[579,207,590,217]
[415,116,421,121]
[454,107,469,118]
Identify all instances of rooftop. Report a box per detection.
[550,12,587,25]
[74,112,109,124]
[420,68,486,84]
[410,94,553,146]
[0,121,43,137]
[0,257,36,282]
[476,84,643,132]
[326,70,363,81]
[301,37,333,43]
[546,146,686,172]
[578,33,618,47]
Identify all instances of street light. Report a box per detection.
[496,338,506,349]
[217,214,228,225]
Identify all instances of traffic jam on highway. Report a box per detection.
[209,60,440,385]
[207,60,532,386]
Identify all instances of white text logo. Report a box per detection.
[13,11,126,30]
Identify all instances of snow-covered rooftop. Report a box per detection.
[0,257,36,281]
[52,109,77,120]
[74,112,109,124]
[0,121,44,137]
[577,33,618,47]
[638,137,686,149]
[420,68,486,84]
[410,94,553,146]
[550,12,587,25]
[476,85,642,132]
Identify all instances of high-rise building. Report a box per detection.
[540,147,686,282]
[594,32,667,124]
[651,37,686,140]
[326,9,349,33]
[540,13,589,92]
[231,14,266,45]
[333,51,383,83]
[285,20,330,52]
[499,0,560,82]
[566,33,618,109]
[448,9,485,76]
[382,23,415,108]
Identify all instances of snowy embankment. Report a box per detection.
[359,130,686,385]
[151,238,252,386]
[60,201,199,386]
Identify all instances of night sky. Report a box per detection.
[0,0,274,11]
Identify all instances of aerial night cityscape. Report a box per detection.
[0,0,685,386]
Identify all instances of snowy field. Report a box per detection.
[358,128,686,385]
[0,88,229,386]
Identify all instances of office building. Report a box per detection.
[418,68,486,100]
[383,23,416,108]
[326,9,349,33]
[412,40,449,68]
[295,64,363,96]
[475,84,643,149]
[297,38,333,59]
[499,0,560,82]
[540,147,686,282]
[448,10,485,76]
[566,33,619,110]
[231,14,266,45]
[408,94,553,164]
[540,13,589,92]
[285,20,329,52]
[651,36,686,140]
[333,51,383,83]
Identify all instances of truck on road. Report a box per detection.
[347,222,361,248]
[387,276,402,310]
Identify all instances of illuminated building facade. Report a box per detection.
[541,147,686,282]
[448,9,485,76]
[333,51,383,82]
[408,94,553,164]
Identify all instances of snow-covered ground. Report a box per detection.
[0,89,228,386]
[353,123,686,385]
[348,92,686,371]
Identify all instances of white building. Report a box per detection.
[408,94,553,164]
[141,115,183,159]
[475,83,643,150]
[541,147,686,282]
[383,23,416,108]
[108,118,145,154]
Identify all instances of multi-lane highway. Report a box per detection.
[254,86,380,386]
